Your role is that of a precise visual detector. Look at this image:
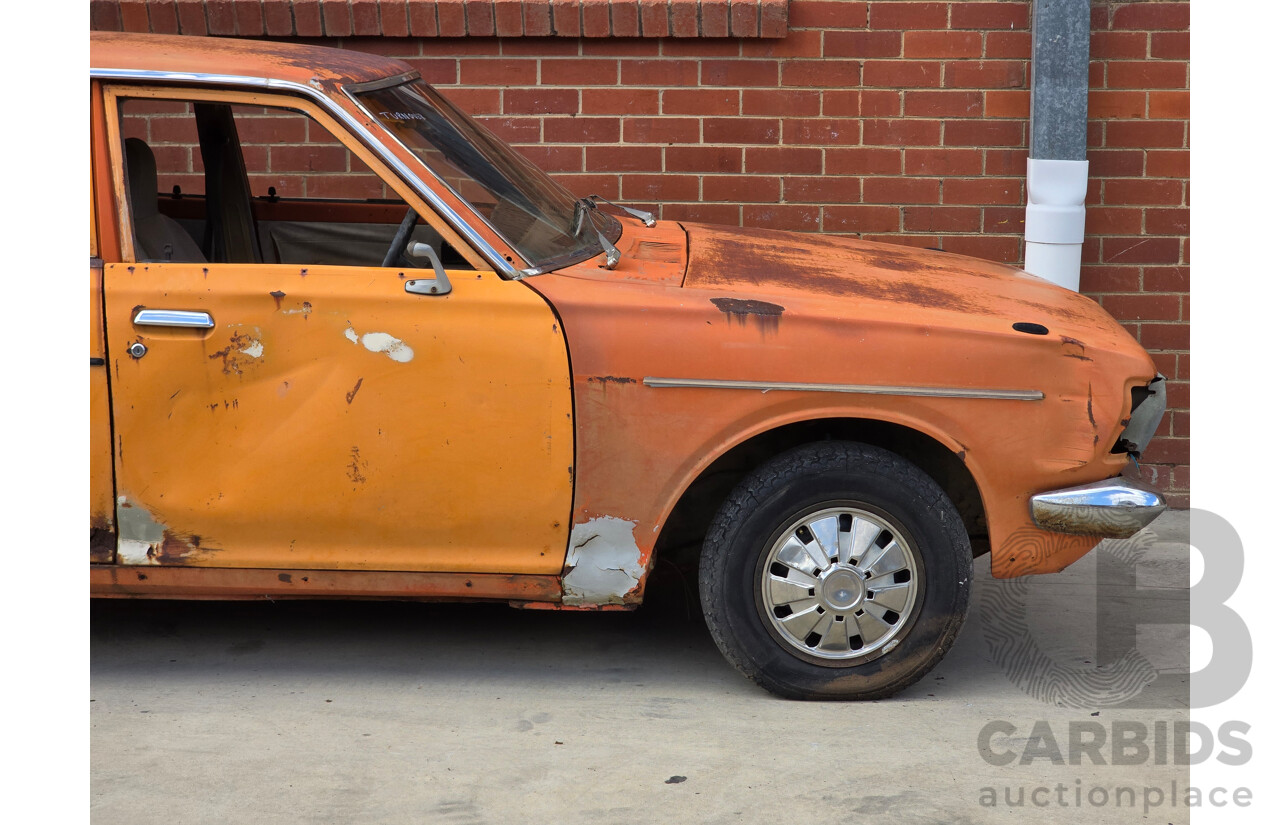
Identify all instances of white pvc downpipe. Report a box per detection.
[1023,158,1089,292]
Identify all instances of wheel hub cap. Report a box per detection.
[760,507,920,662]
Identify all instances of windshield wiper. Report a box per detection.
[588,194,656,227]
[572,197,621,270]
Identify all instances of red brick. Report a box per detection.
[1084,206,1143,235]
[905,31,982,59]
[859,90,901,117]
[581,0,610,36]
[821,90,862,116]
[742,30,824,58]
[942,235,1021,263]
[1140,322,1188,352]
[745,147,823,175]
[461,0,494,35]
[869,2,947,29]
[743,204,822,232]
[663,203,741,224]
[1090,31,1148,60]
[1107,62,1187,90]
[587,146,662,172]
[460,59,537,85]
[318,0,350,34]
[504,88,579,114]
[951,2,1027,30]
[1150,91,1190,119]
[447,88,501,114]
[435,0,466,35]
[407,0,439,35]
[622,174,699,202]
[1146,150,1189,179]
[543,117,620,143]
[405,58,457,84]
[760,0,789,38]
[905,90,983,118]
[704,175,780,202]
[1088,91,1146,119]
[1145,208,1190,236]
[118,0,149,31]
[743,89,821,117]
[903,206,981,233]
[863,177,940,204]
[904,148,982,176]
[783,118,862,146]
[1113,2,1190,31]
[235,115,308,143]
[270,145,348,173]
[549,0,580,36]
[705,118,781,145]
[583,88,659,114]
[487,0,520,36]
[622,59,699,86]
[944,60,1024,89]
[824,30,901,58]
[701,0,730,37]
[373,1,408,37]
[515,145,582,173]
[663,39,745,58]
[624,117,700,144]
[782,60,860,88]
[149,0,181,33]
[984,90,1030,119]
[663,89,739,116]
[1151,32,1190,60]
[823,205,901,234]
[1080,265,1141,293]
[985,32,1031,59]
[1106,121,1184,149]
[942,177,1022,205]
[614,0,641,36]
[640,0,669,37]
[670,0,699,37]
[1144,266,1190,293]
[1101,237,1182,265]
[477,116,541,143]
[202,0,233,34]
[665,146,743,173]
[792,1,868,29]
[980,206,1025,235]
[521,2,551,35]
[348,0,381,34]
[543,59,619,85]
[175,0,209,34]
[863,233,941,249]
[945,120,1024,147]
[863,60,940,89]
[729,0,758,37]
[700,60,780,87]
[1083,150,1141,178]
[826,147,902,176]
[1101,294,1182,324]
[783,176,861,204]
[863,119,941,147]
[553,173,620,199]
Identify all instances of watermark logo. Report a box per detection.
[975,508,1251,709]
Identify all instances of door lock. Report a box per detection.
[127,342,148,359]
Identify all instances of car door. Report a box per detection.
[99,84,573,575]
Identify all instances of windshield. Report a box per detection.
[352,79,620,272]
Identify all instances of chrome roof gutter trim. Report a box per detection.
[90,67,521,279]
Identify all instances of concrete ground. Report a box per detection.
[91,511,1190,824]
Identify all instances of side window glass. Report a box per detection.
[117,96,474,270]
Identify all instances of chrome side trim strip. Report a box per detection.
[642,377,1044,401]
[133,309,215,329]
[90,68,520,279]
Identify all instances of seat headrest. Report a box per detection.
[124,137,158,221]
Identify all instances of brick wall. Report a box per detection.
[92,0,1190,506]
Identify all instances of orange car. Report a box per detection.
[90,32,1166,700]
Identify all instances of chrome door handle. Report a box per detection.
[132,309,215,329]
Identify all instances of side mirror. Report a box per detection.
[403,243,453,296]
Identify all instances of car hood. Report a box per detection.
[680,222,1126,340]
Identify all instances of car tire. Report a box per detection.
[699,441,972,700]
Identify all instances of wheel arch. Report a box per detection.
[650,417,990,575]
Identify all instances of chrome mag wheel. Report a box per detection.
[760,506,920,664]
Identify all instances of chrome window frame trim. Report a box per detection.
[642,377,1045,401]
[90,67,522,279]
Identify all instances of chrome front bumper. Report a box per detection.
[1030,475,1167,539]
